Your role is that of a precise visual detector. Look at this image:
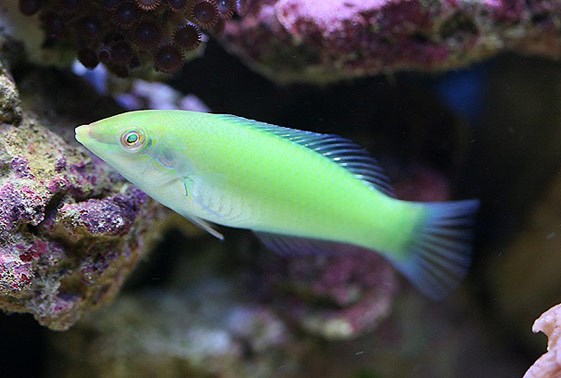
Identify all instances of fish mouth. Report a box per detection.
[75,124,90,145]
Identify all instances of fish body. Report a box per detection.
[75,110,479,299]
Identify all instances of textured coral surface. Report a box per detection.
[264,250,397,340]
[53,281,305,378]
[8,0,237,76]
[0,119,165,330]
[221,0,561,83]
[52,262,526,378]
[0,60,166,330]
[524,304,561,378]
[0,62,21,124]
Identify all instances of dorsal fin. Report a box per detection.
[216,114,394,196]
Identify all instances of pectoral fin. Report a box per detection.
[187,173,244,221]
[183,176,193,196]
[181,211,224,240]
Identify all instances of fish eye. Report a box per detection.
[119,128,146,152]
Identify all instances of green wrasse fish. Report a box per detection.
[75,110,478,299]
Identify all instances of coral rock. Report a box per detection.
[220,0,561,83]
[267,250,397,340]
[0,114,165,330]
[0,60,21,124]
[52,282,306,377]
[524,304,561,378]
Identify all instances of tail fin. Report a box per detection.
[390,199,479,300]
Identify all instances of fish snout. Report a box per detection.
[75,124,91,144]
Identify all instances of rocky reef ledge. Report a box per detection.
[221,0,561,83]
[0,58,166,330]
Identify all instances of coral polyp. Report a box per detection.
[133,21,163,48]
[190,0,219,28]
[154,44,183,73]
[17,0,236,76]
[216,0,235,19]
[113,2,139,29]
[173,22,201,51]
[79,16,103,41]
[167,0,189,12]
[135,0,161,11]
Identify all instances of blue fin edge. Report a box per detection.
[389,199,479,300]
[216,114,395,197]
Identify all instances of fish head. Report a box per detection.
[75,111,170,185]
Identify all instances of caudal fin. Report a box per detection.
[391,199,479,300]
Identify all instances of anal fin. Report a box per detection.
[254,232,342,257]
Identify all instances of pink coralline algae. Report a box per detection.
[265,250,398,339]
[50,189,149,238]
[0,69,165,329]
[222,0,561,83]
[524,304,561,378]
